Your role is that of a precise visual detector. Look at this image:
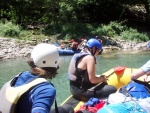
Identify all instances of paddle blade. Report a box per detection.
[114,66,126,75]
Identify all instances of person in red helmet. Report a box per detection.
[70,39,79,51]
[81,38,85,41]
[70,39,75,42]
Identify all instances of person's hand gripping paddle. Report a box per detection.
[88,66,126,91]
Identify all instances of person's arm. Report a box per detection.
[31,83,56,113]
[131,68,145,80]
[146,71,150,75]
[131,60,150,81]
[70,42,74,48]
[85,55,106,84]
[145,71,150,82]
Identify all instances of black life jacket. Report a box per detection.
[71,52,97,89]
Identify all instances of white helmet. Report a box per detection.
[31,43,59,68]
[83,39,87,42]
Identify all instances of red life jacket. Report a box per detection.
[72,42,79,49]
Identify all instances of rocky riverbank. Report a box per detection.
[0,37,149,59]
[0,37,35,59]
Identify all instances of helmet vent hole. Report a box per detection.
[43,61,46,64]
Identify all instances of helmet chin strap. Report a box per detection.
[91,47,98,56]
[90,47,97,64]
[86,47,98,56]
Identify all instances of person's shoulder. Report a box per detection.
[34,82,56,92]
[32,82,56,98]
[27,82,56,97]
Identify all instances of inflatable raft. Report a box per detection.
[58,48,81,55]
[50,66,148,113]
[52,43,81,55]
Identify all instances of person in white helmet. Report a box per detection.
[0,43,60,113]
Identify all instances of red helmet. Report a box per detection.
[81,38,85,41]
[70,39,75,42]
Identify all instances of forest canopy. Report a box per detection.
[0,0,150,42]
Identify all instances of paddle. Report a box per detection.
[87,71,115,91]
[87,66,126,92]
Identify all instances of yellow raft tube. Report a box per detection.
[101,66,145,89]
[58,66,148,112]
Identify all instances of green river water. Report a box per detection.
[0,50,150,106]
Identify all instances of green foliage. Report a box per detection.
[93,21,149,42]
[1,0,150,27]
[95,21,127,37]
[61,23,91,39]
[0,0,149,43]
[0,21,21,38]
[0,21,48,41]
[18,30,33,40]
[120,28,149,42]
[98,24,116,37]
[0,21,149,43]
[19,30,47,41]
[44,24,61,36]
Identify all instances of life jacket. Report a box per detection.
[0,73,47,113]
[75,54,89,83]
[69,52,97,89]
[69,52,90,81]
[72,42,79,49]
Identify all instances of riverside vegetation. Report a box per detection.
[0,1,150,59]
[0,21,149,59]
[0,21,150,59]
[0,1,150,42]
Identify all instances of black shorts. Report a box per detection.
[70,81,117,101]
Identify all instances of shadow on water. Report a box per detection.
[0,51,150,106]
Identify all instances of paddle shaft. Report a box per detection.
[87,71,115,91]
